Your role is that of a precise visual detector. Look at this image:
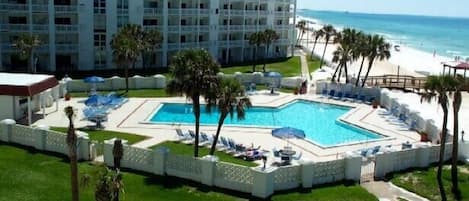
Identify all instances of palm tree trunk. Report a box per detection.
[263,44,270,72]
[361,58,375,88]
[438,105,449,201]
[311,39,318,59]
[29,52,34,73]
[192,95,200,157]
[252,47,257,72]
[210,113,228,155]
[337,63,343,83]
[344,62,349,83]
[451,91,461,198]
[355,57,366,86]
[331,64,341,82]
[125,63,130,93]
[319,39,329,69]
[68,119,79,201]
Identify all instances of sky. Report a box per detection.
[297,0,469,18]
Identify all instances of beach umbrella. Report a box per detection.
[264,72,282,89]
[272,127,305,139]
[84,76,105,93]
[84,95,111,107]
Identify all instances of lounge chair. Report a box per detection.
[333,91,344,100]
[175,129,192,142]
[273,147,280,157]
[371,146,381,155]
[292,152,302,160]
[409,119,418,130]
[328,89,336,98]
[321,89,328,97]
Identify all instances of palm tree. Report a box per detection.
[311,29,325,59]
[249,31,265,72]
[296,20,307,46]
[450,75,466,198]
[262,29,280,72]
[166,49,220,157]
[420,75,456,201]
[94,167,124,201]
[141,29,163,69]
[111,24,163,92]
[13,33,41,73]
[209,78,252,155]
[331,29,361,83]
[361,35,391,88]
[64,106,79,201]
[318,25,337,69]
[354,33,370,87]
[112,139,124,170]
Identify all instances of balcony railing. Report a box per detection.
[56,24,78,32]
[55,5,78,13]
[144,25,163,31]
[144,8,162,15]
[274,24,293,30]
[0,24,29,32]
[56,44,78,52]
[167,42,210,50]
[0,3,28,11]
[32,24,49,32]
[31,4,48,12]
[1,43,49,52]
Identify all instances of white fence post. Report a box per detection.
[77,131,91,161]
[459,140,469,163]
[374,152,392,179]
[344,152,362,181]
[103,138,115,167]
[200,155,218,186]
[415,143,431,167]
[299,160,314,188]
[251,166,276,199]
[34,126,48,150]
[153,147,169,175]
[0,119,16,142]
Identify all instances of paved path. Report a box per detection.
[362,181,429,201]
[297,49,312,93]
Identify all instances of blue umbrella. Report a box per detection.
[84,76,105,83]
[264,71,282,78]
[272,127,305,139]
[85,95,111,107]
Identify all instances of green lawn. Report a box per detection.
[150,141,258,167]
[0,143,378,201]
[255,84,295,93]
[307,55,321,75]
[390,165,469,201]
[221,57,301,77]
[69,88,170,98]
[50,127,148,145]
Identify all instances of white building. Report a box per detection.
[0,0,296,72]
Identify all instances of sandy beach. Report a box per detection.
[297,16,455,78]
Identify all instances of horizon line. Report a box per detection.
[298,8,469,20]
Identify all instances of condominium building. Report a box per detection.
[0,0,296,72]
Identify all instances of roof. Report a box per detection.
[443,62,469,70]
[0,73,59,96]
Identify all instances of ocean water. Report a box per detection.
[299,10,469,59]
[150,100,382,147]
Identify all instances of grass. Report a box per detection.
[69,88,170,98]
[255,84,296,93]
[150,141,258,167]
[390,165,469,201]
[307,55,321,75]
[221,57,301,77]
[50,127,148,145]
[0,143,378,201]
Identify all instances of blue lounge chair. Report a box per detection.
[321,89,328,97]
[328,90,336,98]
[371,146,381,154]
[409,119,418,130]
[334,91,344,100]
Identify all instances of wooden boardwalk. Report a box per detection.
[362,75,427,92]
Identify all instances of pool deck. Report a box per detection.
[32,90,421,163]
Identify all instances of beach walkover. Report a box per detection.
[362,75,427,92]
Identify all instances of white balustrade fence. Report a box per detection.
[315,81,381,100]
[0,120,93,161]
[64,74,167,93]
[375,143,455,179]
[102,139,362,199]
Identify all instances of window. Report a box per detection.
[94,33,106,47]
[223,4,227,9]
[277,20,282,25]
[143,19,158,25]
[117,0,128,9]
[55,17,71,25]
[9,17,27,24]
[180,35,186,43]
[181,3,186,8]
[94,0,106,14]
[277,7,282,11]
[276,46,280,53]
[148,2,158,8]
[223,19,227,25]
[199,35,203,42]
[54,0,71,5]
[16,0,26,4]
[199,3,204,9]
[180,19,186,25]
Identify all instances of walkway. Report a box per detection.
[297,49,312,93]
[362,181,429,201]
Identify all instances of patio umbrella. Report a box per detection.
[84,76,105,93]
[84,95,111,107]
[272,127,306,139]
[264,72,282,89]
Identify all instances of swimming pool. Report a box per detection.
[149,100,383,147]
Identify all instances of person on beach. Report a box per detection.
[433,50,436,57]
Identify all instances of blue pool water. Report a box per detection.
[149,100,383,147]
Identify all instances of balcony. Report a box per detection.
[55,5,78,13]
[1,43,49,52]
[0,24,29,32]
[168,9,179,15]
[274,24,293,30]
[144,25,163,31]
[275,38,291,45]
[0,3,28,11]
[56,24,78,32]
[144,8,162,16]
[32,24,49,32]
[31,4,48,12]
[56,44,78,52]
[167,42,210,50]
